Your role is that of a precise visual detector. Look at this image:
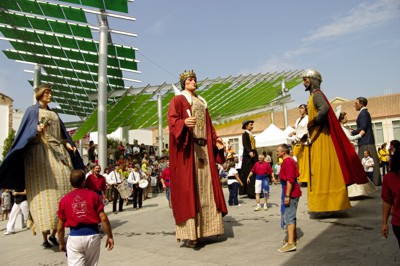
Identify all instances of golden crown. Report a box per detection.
[179,70,196,83]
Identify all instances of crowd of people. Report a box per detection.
[84,143,171,214]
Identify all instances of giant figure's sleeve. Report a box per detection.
[0,105,39,189]
[168,97,189,146]
[313,92,330,123]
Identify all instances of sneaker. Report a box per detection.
[264,205,268,210]
[4,231,15,235]
[49,236,59,246]
[282,238,300,244]
[254,206,262,211]
[42,241,52,248]
[236,204,241,207]
[278,243,296,253]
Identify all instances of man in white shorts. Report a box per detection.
[247,154,276,211]
[57,170,114,265]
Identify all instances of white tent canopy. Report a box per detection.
[255,124,292,147]
[283,126,295,136]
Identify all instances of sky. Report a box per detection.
[0,0,399,121]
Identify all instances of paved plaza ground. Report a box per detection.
[0,185,399,265]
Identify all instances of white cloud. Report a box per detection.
[246,0,400,75]
[303,0,400,42]
[145,12,176,35]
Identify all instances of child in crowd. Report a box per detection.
[1,189,11,221]
[362,150,375,181]
[219,162,229,188]
[227,161,243,206]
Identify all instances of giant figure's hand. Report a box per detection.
[184,117,197,128]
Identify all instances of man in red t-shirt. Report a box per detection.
[57,170,114,265]
[85,165,107,202]
[246,154,276,211]
[276,144,302,253]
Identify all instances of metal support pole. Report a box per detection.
[79,139,83,159]
[270,110,275,125]
[281,79,288,128]
[157,93,163,157]
[283,104,288,128]
[33,65,41,104]
[97,16,109,169]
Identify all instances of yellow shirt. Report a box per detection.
[379,149,389,162]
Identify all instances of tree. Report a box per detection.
[2,128,15,159]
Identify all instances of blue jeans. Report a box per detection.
[165,187,170,203]
[228,182,240,205]
[284,197,299,225]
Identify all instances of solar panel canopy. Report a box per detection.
[71,70,304,140]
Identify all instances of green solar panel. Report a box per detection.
[59,0,129,13]
[0,0,88,23]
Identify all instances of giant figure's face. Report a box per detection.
[184,77,197,93]
[303,77,311,91]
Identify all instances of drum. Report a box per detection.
[139,179,149,189]
[117,180,131,199]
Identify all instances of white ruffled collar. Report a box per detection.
[180,90,208,109]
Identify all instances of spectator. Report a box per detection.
[4,189,29,235]
[88,140,97,163]
[57,169,114,265]
[227,161,243,207]
[160,160,171,208]
[379,143,390,176]
[381,140,400,248]
[107,164,124,214]
[107,144,115,165]
[246,154,275,211]
[362,150,375,182]
[276,144,302,253]
[1,189,11,221]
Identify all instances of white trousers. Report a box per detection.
[6,200,29,232]
[66,234,101,266]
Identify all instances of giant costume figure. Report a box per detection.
[303,69,369,212]
[240,120,258,198]
[168,70,227,247]
[0,85,84,239]
[352,97,381,186]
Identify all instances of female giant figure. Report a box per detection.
[0,84,84,248]
[168,70,227,248]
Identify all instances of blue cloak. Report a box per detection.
[0,102,84,189]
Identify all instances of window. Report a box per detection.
[373,122,384,144]
[228,138,239,155]
[393,120,400,140]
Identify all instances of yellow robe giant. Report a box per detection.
[307,93,351,212]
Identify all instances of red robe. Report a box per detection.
[168,94,228,225]
[319,91,368,185]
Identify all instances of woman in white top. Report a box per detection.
[288,104,309,184]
